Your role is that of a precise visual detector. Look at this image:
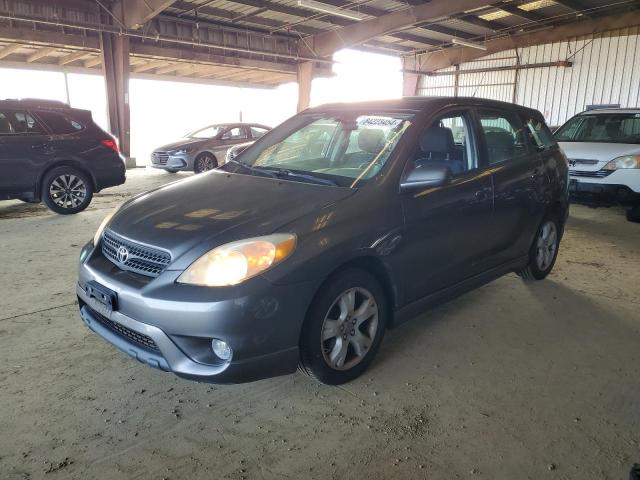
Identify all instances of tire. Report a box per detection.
[518,214,561,281]
[194,152,218,174]
[625,206,640,223]
[299,268,387,385]
[41,166,93,215]
[166,169,178,174]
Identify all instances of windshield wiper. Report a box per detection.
[255,166,338,186]
[228,159,278,179]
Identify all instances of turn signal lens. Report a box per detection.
[603,155,640,171]
[177,234,296,287]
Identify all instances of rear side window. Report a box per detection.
[0,110,44,135]
[478,110,529,165]
[523,117,556,150]
[35,111,83,134]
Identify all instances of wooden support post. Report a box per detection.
[297,61,314,112]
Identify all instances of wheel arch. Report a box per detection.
[36,160,98,199]
[301,255,399,338]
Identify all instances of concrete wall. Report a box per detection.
[417,27,640,127]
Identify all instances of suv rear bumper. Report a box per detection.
[569,180,640,207]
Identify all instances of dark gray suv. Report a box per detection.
[0,99,126,214]
[78,97,569,385]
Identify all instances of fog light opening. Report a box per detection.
[211,338,233,361]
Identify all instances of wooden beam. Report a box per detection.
[83,56,103,68]
[0,44,21,59]
[26,47,57,62]
[58,50,89,65]
[132,60,167,73]
[412,10,640,73]
[154,63,180,74]
[302,0,502,58]
[553,0,591,17]
[498,4,545,23]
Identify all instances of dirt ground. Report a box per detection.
[1,168,639,480]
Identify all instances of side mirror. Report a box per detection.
[400,165,450,191]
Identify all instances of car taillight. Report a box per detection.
[101,138,119,153]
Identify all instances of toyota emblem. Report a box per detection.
[117,246,129,263]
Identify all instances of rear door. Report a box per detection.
[399,108,495,302]
[0,109,50,197]
[477,108,545,264]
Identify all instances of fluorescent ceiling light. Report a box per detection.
[297,0,366,21]
[452,38,487,50]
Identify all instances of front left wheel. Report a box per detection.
[194,153,218,173]
[299,269,387,385]
[41,167,93,215]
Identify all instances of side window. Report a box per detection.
[0,111,15,135]
[0,110,44,135]
[250,127,269,139]
[35,111,83,134]
[523,117,557,150]
[222,127,248,140]
[411,112,476,175]
[478,110,529,165]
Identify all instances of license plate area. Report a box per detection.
[85,280,118,315]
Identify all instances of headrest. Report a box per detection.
[358,128,385,154]
[420,126,454,154]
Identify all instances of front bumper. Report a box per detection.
[77,243,319,383]
[569,179,640,207]
[150,153,194,171]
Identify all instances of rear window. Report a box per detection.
[555,113,640,144]
[524,117,557,149]
[35,111,84,134]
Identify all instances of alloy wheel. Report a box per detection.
[535,220,557,271]
[321,287,379,371]
[49,174,87,209]
[197,155,216,172]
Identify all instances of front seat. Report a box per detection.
[344,128,385,167]
[415,125,464,174]
[0,117,13,134]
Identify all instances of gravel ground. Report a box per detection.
[1,168,639,480]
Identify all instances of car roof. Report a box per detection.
[307,96,544,118]
[577,108,640,115]
[0,98,72,111]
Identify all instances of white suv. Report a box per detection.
[555,109,640,222]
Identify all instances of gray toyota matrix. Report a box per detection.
[78,97,569,385]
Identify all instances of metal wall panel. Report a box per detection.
[417,28,640,127]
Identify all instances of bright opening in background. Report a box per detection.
[0,48,402,164]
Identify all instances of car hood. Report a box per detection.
[108,171,355,268]
[559,142,640,170]
[154,137,211,152]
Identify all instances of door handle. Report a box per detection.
[31,142,51,151]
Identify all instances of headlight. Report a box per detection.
[171,148,192,155]
[177,233,296,287]
[603,155,640,171]
[93,208,117,245]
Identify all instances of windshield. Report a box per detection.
[186,125,226,139]
[222,113,412,188]
[555,113,640,144]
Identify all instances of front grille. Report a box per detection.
[89,307,159,352]
[152,151,169,165]
[568,158,598,166]
[570,169,612,178]
[102,230,171,278]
